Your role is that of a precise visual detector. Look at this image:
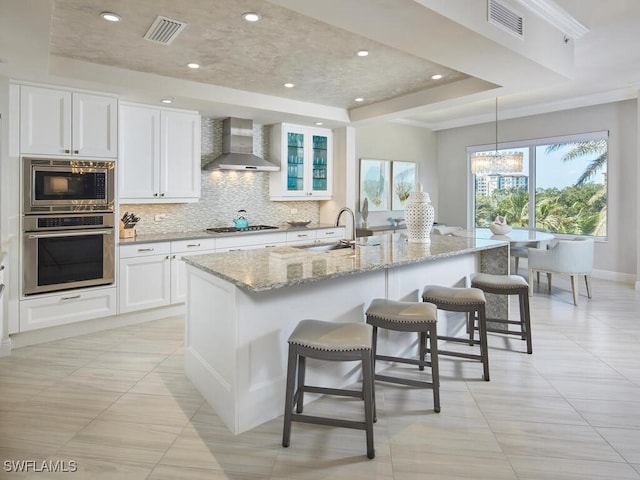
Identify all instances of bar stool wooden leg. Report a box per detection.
[282,346,298,448]
[477,305,490,381]
[520,290,533,354]
[295,355,306,413]
[428,324,441,413]
[361,350,375,459]
[468,311,475,345]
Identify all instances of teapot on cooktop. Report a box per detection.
[233,209,249,229]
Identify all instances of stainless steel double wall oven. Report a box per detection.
[22,157,116,295]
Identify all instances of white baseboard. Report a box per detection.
[0,338,12,357]
[9,304,185,350]
[592,268,637,285]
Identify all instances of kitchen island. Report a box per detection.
[183,233,509,434]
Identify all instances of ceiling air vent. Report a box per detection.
[488,0,524,37]
[143,16,187,45]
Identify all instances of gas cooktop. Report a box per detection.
[206,225,279,234]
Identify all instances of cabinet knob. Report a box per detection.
[64,149,71,154]
[73,150,79,154]
[154,193,159,197]
[165,255,170,260]
[160,193,165,197]
[172,255,176,259]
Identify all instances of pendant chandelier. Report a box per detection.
[471,98,523,175]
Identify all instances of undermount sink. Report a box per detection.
[294,242,353,252]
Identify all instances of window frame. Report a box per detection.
[467,130,609,240]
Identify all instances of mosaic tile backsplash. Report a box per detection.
[121,117,320,235]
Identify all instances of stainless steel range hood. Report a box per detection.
[202,118,279,171]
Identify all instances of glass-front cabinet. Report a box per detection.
[270,124,332,200]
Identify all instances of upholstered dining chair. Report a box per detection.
[527,238,594,305]
[511,228,552,274]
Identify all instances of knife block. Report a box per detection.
[119,220,136,239]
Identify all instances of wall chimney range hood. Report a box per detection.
[203,118,279,171]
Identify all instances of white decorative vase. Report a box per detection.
[405,183,435,244]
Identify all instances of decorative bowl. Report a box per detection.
[287,220,311,227]
[489,223,512,235]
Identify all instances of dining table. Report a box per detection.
[452,227,555,246]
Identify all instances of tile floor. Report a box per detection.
[1,273,640,479]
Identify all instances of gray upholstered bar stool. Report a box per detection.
[282,319,376,459]
[470,273,532,354]
[421,285,490,381]
[365,299,440,413]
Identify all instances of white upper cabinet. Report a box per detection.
[20,85,117,158]
[161,110,201,199]
[270,123,332,200]
[119,103,201,203]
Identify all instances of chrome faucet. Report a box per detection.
[336,207,356,248]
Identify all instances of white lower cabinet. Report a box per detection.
[171,239,216,304]
[19,286,117,332]
[118,228,345,314]
[119,239,216,312]
[119,242,172,313]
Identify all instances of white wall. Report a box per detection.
[436,100,638,278]
[354,122,438,227]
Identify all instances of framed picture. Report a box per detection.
[391,161,417,210]
[359,159,390,211]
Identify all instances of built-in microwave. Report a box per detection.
[23,157,115,214]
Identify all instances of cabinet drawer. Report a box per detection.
[316,227,345,240]
[286,230,317,244]
[120,242,171,259]
[171,238,216,253]
[216,232,287,250]
[19,287,116,332]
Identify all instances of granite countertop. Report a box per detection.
[118,223,340,245]
[183,233,508,292]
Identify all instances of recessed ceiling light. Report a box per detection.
[284,83,295,88]
[356,50,369,57]
[355,97,364,102]
[100,12,121,22]
[431,73,443,80]
[161,97,174,104]
[243,12,261,22]
[315,122,323,126]
[187,63,200,69]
